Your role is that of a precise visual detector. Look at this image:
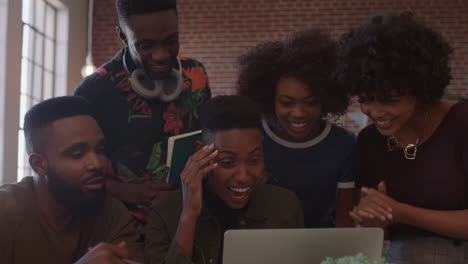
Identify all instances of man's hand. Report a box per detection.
[107,179,174,206]
[75,242,128,264]
[180,143,218,218]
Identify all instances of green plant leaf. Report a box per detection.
[116,163,142,184]
[151,164,167,181]
[146,142,162,171]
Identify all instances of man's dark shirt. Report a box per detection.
[75,48,211,222]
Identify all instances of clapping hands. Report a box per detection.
[350,181,400,228]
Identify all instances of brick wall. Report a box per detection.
[92,0,468,131]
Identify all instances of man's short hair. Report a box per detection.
[24,96,96,154]
[199,95,261,143]
[116,0,177,24]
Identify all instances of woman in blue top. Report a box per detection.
[238,29,357,228]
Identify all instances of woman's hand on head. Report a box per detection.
[180,143,218,218]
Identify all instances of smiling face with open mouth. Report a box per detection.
[206,128,265,209]
[120,9,180,80]
[359,93,419,137]
[274,77,323,142]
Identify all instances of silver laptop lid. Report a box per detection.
[223,228,384,264]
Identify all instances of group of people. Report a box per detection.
[1,0,467,263]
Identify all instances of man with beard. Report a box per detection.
[74,0,211,224]
[0,96,143,263]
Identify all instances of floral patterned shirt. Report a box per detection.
[74,48,211,223]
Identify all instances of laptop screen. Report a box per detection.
[223,228,384,264]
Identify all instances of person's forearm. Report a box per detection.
[336,188,358,227]
[174,211,198,260]
[398,203,468,239]
[336,211,355,227]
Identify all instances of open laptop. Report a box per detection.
[223,228,384,264]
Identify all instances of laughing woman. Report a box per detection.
[336,12,468,263]
[238,29,357,228]
[144,96,303,264]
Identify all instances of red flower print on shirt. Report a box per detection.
[183,66,208,91]
[96,67,108,77]
[163,103,184,135]
[118,80,153,116]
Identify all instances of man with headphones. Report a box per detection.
[74,0,211,224]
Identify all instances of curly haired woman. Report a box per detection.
[336,12,468,263]
[238,29,357,228]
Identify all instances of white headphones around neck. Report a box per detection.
[123,48,184,102]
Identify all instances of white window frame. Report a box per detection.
[0,0,70,185]
[0,0,5,184]
[0,0,22,185]
[17,0,68,181]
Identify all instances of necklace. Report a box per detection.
[387,136,419,159]
[386,110,429,160]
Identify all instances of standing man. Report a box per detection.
[75,0,211,224]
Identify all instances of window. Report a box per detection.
[0,0,6,75]
[0,0,6,97]
[17,0,61,181]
